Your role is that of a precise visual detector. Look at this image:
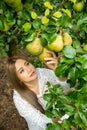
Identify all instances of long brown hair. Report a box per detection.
[6,56,45,113]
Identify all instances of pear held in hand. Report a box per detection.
[39,48,53,62]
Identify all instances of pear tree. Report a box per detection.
[0,0,87,129]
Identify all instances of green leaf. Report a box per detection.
[5,44,9,52]
[56,98,64,108]
[73,39,80,49]
[45,111,53,118]
[17,19,24,27]
[63,104,74,113]
[46,123,54,130]
[45,26,56,34]
[79,30,85,38]
[49,88,57,95]
[41,33,49,41]
[74,112,82,126]
[40,37,47,47]
[24,32,36,42]
[33,60,42,68]
[80,69,87,81]
[83,54,87,60]
[55,64,68,77]
[57,14,71,27]
[68,67,77,81]
[62,120,71,130]
[75,55,84,64]
[76,47,85,54]
[77,93,87,101]
[75,100,82,108]
[59,95,71,102]
[77,16,87,26]
[48,33,57,43]
[81,104,87,113]
[53,84,63,95]
[46,81,51,87]
[52,122,62,130]
[17,10,31,20]
[0,34,5,43]
[82,24,87,33]
[63,46,76,59]
[52,109,59,117]
[79,112,87,126]
[46,97,56,110]
[60,57,74,64]
[5,10,13,20]
[82,60,87,69]
[43,94,53,102]
[32,19,41,29]
[46,122,62,130]
[80,83,87,93]
[0,19,4,30]
[41,32,57,43]
[46,100,53,110]
[0,42,4,46]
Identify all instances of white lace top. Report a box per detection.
[13,68,70,130]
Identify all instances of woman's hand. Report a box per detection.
[44,50,58,70]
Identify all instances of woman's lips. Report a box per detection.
[30,71,36,77]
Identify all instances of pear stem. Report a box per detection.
[36,30,41,37]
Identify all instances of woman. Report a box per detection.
[6,51,69,130]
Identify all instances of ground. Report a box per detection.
[0,55,29,130]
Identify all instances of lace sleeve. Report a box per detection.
[13,90,52,129]
[39,68,70,91]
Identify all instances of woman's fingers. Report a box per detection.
[46,50,56,58]
[44,58,58,70]
[44,57,56,61]
[45,60,57,64]
[43,51,58,70]
[44,57,58,65]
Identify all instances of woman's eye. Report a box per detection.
[26,62,29,66]
[20,69,24,74]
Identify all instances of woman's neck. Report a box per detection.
[25,77,39,95]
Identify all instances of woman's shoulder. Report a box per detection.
[36,68,53,73]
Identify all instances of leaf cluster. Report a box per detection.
[43,81,87,130]
[0,0,87,56]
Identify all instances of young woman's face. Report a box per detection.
[15,59,37,83]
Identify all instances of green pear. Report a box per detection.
[73,1,84,12]
[48,34,63,52]
[63,32,72,46]
[3,20,10,32]
[39,48,53,62]
[4,0,23,10]
[83,44,87,51]
[26,37,43,55]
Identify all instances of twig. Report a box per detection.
[63,80,79,95]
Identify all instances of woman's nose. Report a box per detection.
[26,67,31,73]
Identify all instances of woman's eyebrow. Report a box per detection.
[17,61,27,72]
[24,61,28,65]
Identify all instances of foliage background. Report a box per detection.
[0,0,87,130]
